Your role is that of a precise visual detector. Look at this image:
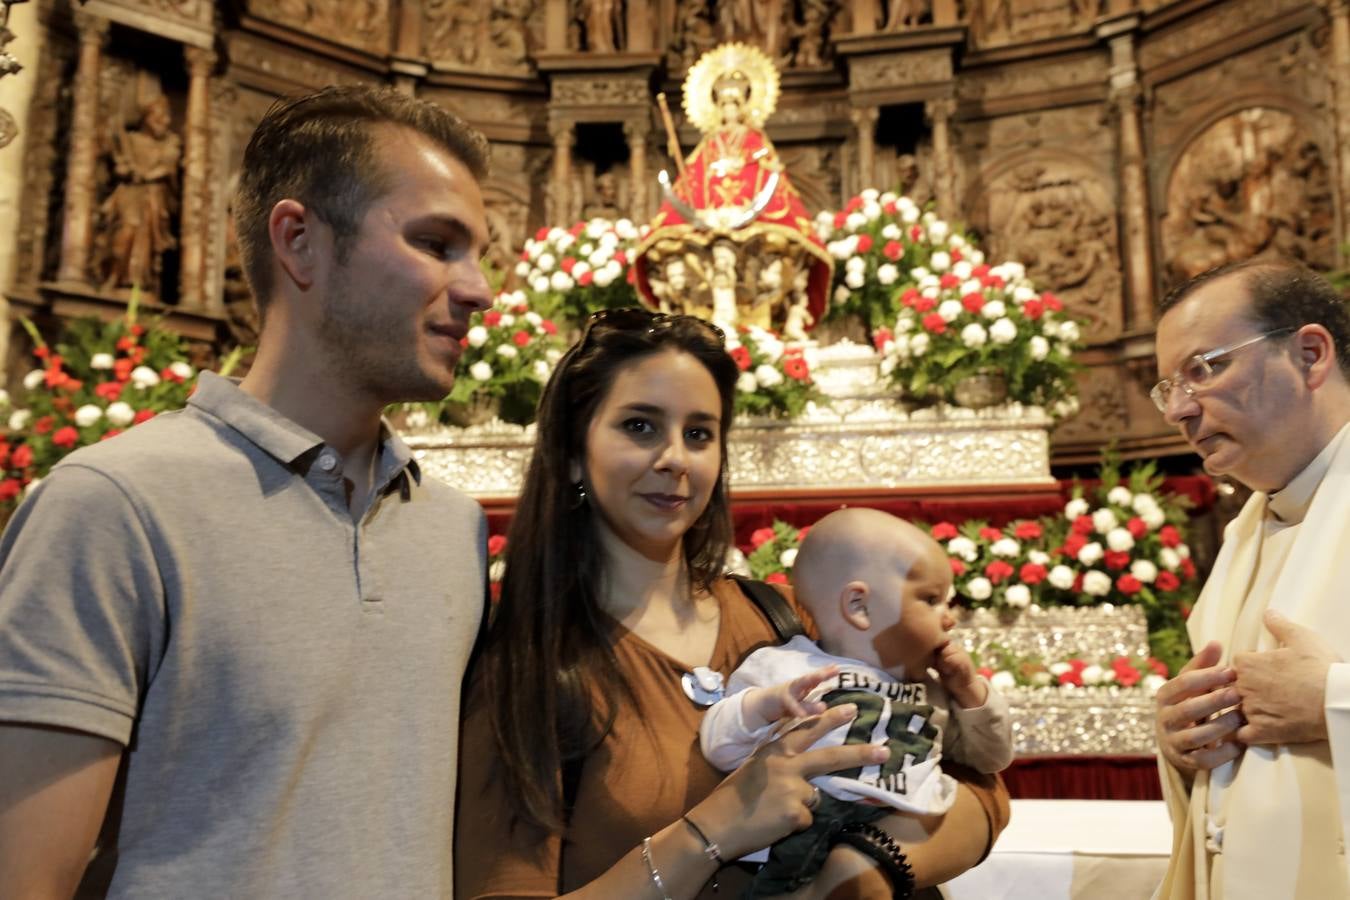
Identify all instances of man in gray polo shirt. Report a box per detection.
[0,86,493,897]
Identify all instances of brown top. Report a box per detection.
[454,577,1009,899]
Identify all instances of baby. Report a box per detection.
[701,508,1013,897]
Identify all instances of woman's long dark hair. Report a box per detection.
[479,315,740,833]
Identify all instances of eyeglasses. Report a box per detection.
[578,307,726,351]
[1150,327,1294,413]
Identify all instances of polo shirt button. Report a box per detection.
[317,452,337,472]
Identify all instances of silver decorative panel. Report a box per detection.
[1006,687,1158,756]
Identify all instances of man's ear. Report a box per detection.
[840,581,871,631]
[267,198,321,291]
[1295,324,1337,390]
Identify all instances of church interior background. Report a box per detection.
[0,0,1343,863]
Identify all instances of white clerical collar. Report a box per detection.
[1268,422,1350,525]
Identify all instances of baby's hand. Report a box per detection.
[741,665,840,731]
[934,641,988,709]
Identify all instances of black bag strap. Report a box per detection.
[730,574,806,642]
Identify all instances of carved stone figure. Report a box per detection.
[425,0,530,69]
[249,0,389,52]
[883,0,931,30]
[488,0,531,66]
[582,170,623,219]
[974,0,1096,47]
[581,0,624,53]
[789,0,834,68]
[98,93,182,294]
[895,153,933,207]
[670,2,717,71]
[1163,108,1334,284]
[717,0,786,63]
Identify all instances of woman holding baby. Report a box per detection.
[455,309,1009,899]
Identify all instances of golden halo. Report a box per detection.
[682,42,781,134]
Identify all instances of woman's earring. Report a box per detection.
[572,480,587,508]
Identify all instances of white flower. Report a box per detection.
[881,223,901,240]
[833,285,851,304]
[532,360,551,382]
[499,313,516,328]
[961,278,983,296]
[73,404,102,428]
[755,364,784,389]
[1177,544,1191,559]
[737,372,759,393]
[545,348,563,364]
[862,202,882,221]
[1144,674,1167,696]
[1031,671,1053,686]
[981,300,1006,320]
[1048,564,1076,590]
[1131,494,1161,516]
[514,260,531,278]
[1107,486,1134,507]
[845,212,867,231]
[900,204,920,224]
[169,361,193,380]
[530,275,550,294]
[989,317,1018,344]
[1049,662,1073,678]
[877,264,899,285]
[1028,550,1050,566]
[1029,336,1049,360]
[966,576,993,601]
[1092,508,1119,534]
[990,670,1016,691]
[947,536,978,562]
[929,251,951,271]
[130,366,160,389]
[1142,508,1166,530]
[549,271,574,292]
[536,252,556,272]
[1005,584,1031,608]
[952,260,973,281]
[615,218,637,240]
[1077,541,1104,566]
[1083,570,1113,596]
[861,188,880,203]
[911,266,930,281]
[845,255,867,274]
[990,537,1020,557]
[909,333,930,356]
[89,353,115,370]
[488,559,506,582]
[593,264,618,288]
[780,548,799,568]
[8,409,31,432]
[467,326,489,348]
[960,323,988,348]
[578,242,594,259]
[1064,497,1090,519]
[1159,548,1181,571]
[1059,321,1082,343]
[469,361,493,381]
[844,269,865,289]
[1081,665,1105,686]
[22,370,45,391]
[496,344,519,360]
[1106,528,1135,553]
[938,300,963,323]
[928,220,950,242]
[1012,285,1037,303]
[1130,559,1158,583]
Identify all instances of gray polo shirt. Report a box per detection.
[0,372,487,898]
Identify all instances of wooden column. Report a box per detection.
[850,106,879,195]
[626,1,652,51]
[1327,0,1350,256]
[624,117,651,221]
[545,0,568,51]
[179,45,216,311]
[925,96,957,221]
[1101,18,1155,326]
[56,11,109,285]
[548,117,574,224]
[850,0,880,33]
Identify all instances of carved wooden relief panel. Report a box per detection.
[245,0,391,55]
[423,0,536,73]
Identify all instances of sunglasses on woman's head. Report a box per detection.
[579,307,727,350]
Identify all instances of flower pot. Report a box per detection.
[952,368,1008,409]
[445,392,501,427]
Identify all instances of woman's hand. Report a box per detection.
[686,703,888,860]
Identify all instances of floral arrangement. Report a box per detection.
[487,533,507,601]
[972,643,1170,694]
[933,519,1054,612]
[871,259,1082,413]
[513,217,644,324]
[727,326,823,419]
[0,303,204,509]
[744,519,808,584]
[816,190,979,330]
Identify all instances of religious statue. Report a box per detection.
[98,93,181,295]
[883,0,931,30]
[582,0,624,53]
[583,170,623,220]
[635,43,832,334]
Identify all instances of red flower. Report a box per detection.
[1104,550,1132,571]
[578,270,594,286]
[872,327,893,351]
[487,534,508,556]
[133,409,156,425]
[1021,299,1044,320]
[512,330,531,347]
[61,379,84,393]
[1014,521,1043,540]
[114,358,134,382]
[910,225,924,241]
[33,416,53,436]
[1071,515,1095,535]
[44,367,70,389]
[931,522,959,541]
[0,479,20,502]
[95,382,125,402]
[883,240,902,261]
[535,226,550,240]
[729,346,752,371]
[11,445,33,469]
[568,222,585,237]
[116,336,137,352]
[961,292,985,314]
[883,201,898,215]
[541,320,558,335]
[161,366,185,385]
[765,572,789,585]
[130,325,145,336]
[1158,525,1181,548]
[978,526,1003,541]
[783,357,810,381]
[1058,666,1083,687]
[977,666,994,680]
[833,211,848,229]
[1181,603,1192,619]
[950,558,967,576]
[972,264,990,278]
[982,274,1005,289]
[626,267,636,284]
[1019,563,1048,585]
[900,287,920,307]
[796,526,810,541]
[560,257,576,274]
[921,313,946,334]
[32,346,49,359]
[1042,292,1063,312]
[51,426,79,449]
[912,296,936,313]
[750,527,777,548]
[1180,557,1197,579]
[1072,572,1084,593]
[1126,517,1148,539]
[1116,574,1143,595]
[483,310,502,327]
[100,429,122,441]
[985,560,1015,585]
[613,250,627,267]
[1147,657,1169,677]
[1062,533,1087,558]
[1112,657,1142,687]
[939,273,960,289]
[845,196,863,213]
[950,247,963,262]
[129,347,146,365]
[856,234,874,254]
[1155,570,1181,592]
[0,443,8,467]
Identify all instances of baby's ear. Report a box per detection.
[840,581,871,631]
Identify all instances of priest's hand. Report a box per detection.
[1233,610,1339,745]
[1155,640,1244,776]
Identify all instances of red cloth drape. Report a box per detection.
[1002,755,1163,800]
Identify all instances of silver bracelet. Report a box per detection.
[641,836,673,900]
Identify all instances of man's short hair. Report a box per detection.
[233,85,490,318]
[1159,259,1350,376]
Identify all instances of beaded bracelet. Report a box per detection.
[833,822,915,900]
[641,836,673,900]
